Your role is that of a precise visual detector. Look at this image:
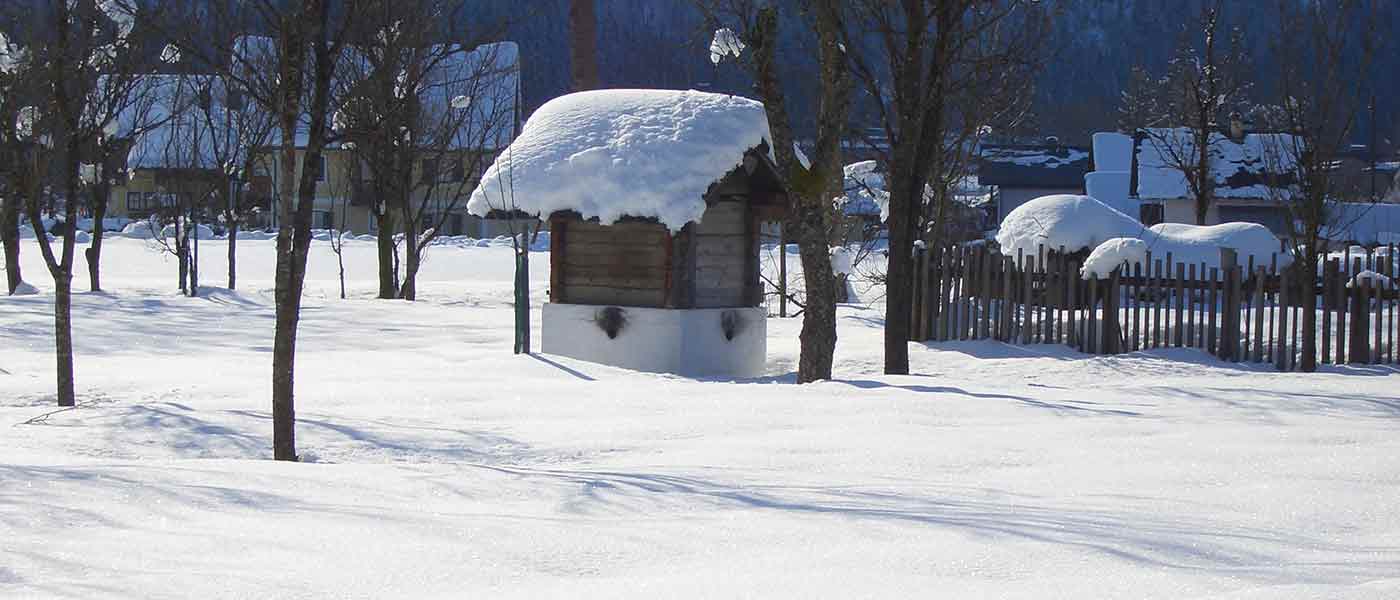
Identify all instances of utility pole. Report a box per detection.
[1370,94,1378,202]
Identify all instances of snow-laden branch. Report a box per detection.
[709,28,744,65]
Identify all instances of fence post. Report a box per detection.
[1322,258,1334,364]
[1218,249,1238,360]
[1067,260,1078,348]
[1102,268,1121,353]
[1022,256,1034,345]
[912,246,924,338]
[1350,258,1368,363]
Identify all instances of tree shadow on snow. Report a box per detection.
[468,463,1400,581]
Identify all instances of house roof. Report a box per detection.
[1135,127,1299,201]
[230,37,519,152]
[978,143,1091,188]
[839,160,990,220]
[121,75,258,172]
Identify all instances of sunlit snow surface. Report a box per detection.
[3,236,1399,598]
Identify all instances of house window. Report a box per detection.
[421,158,439,184]
[312,155,326,182]
[1140,203,1164,226]
[448,212,463,236]
[126,191,143,212]
[314,210,333,229]
[421,157,462,183]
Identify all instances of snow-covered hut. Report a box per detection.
[467,89,787,377]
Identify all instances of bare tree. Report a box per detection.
[696,0,849,383]
[1258,0,1381,372]
[326,167,351,300]
[332,0,513,300]
[157,0,363,460]
[1138,0,1252,225]
[10,0,163,406]
[840,0,1050,374]
[569,0,599,91]
[190,75,277,291]
[0,27,33,295]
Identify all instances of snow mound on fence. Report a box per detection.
[466,89,773,232]
[996,194,1146,257]
[1081,237,1148,279]
[1079,221,1291,278]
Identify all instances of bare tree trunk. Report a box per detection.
[190,207,200,297]
[226,211,238,290]
[177,221,190,295]
[53,268,76,406]
[398,202,419,300]
[337,246,346,300]
[400,243,420,300]
[85,184,106,292]
[375,211,397,298]
[272,0,337,462]
[746,4,843,383]
[883,175,916,375]
[1299,247,1318,372]
[794,2,846,383]
[569,0,599,91]
[2,196,20,295]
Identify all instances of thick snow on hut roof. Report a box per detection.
[466,89,773,231]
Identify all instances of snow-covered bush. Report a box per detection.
[1081,237,1148,279]
[120,221,157,238]
[160,223,216,240]
[829,246,854,276]
[995,194,1146,258]
[1079,221,1291,279]
[1144,222,1291,271]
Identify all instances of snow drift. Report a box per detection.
[466,89,773,232]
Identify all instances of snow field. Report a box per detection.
[2,236,1400,598]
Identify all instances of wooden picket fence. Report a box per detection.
[910,243,1400,370]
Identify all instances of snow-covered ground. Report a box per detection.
[3,236,1400,598]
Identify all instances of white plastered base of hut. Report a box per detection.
[542,304,766,377]
[467,88,787,378]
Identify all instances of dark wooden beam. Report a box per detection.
[549,216,566,303]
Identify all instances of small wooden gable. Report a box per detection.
[548,147,787,309]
